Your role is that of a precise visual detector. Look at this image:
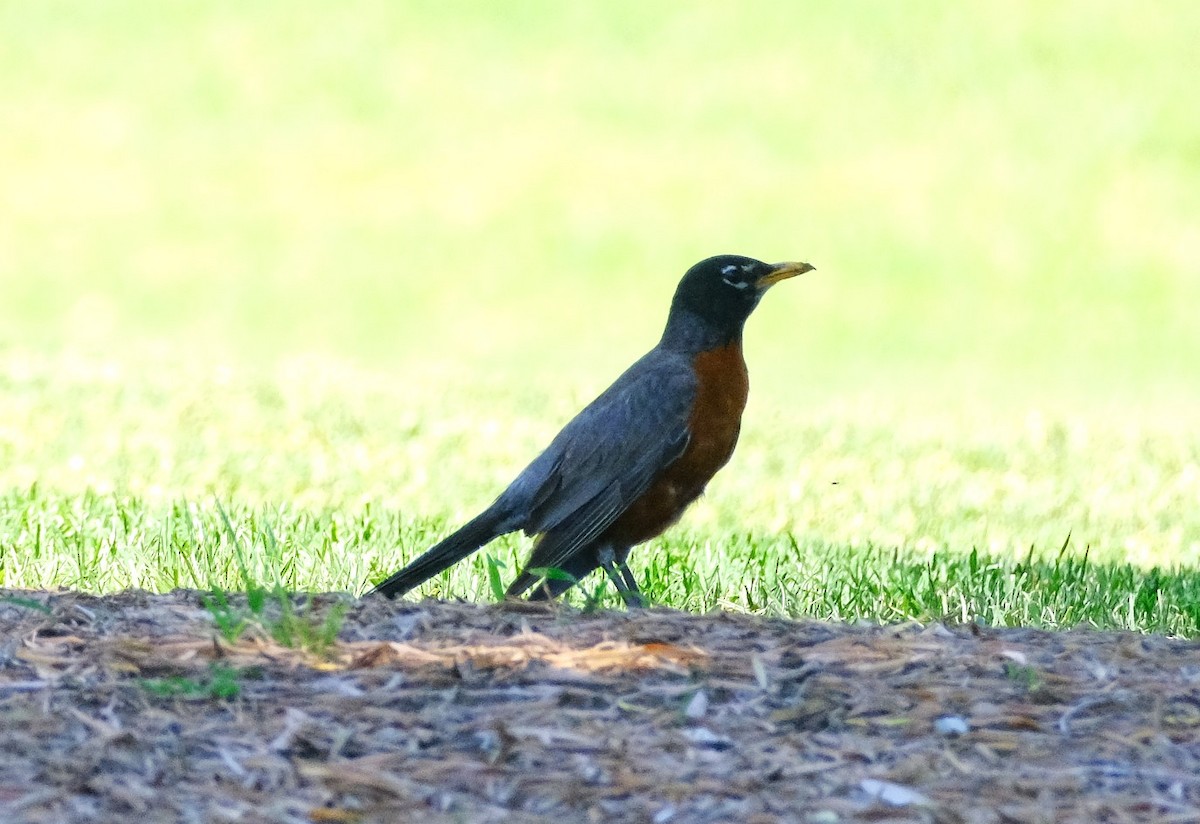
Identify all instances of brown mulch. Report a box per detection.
[1,590,1199,824]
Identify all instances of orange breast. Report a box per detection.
[604,342,749,546]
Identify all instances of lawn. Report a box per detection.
[1,1,1198,632]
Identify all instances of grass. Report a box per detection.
[3,486,1200,634]
[0,3,1198,634]
[140,663,249,701]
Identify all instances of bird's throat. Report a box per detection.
[659,307,747,352]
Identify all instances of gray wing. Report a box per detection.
[498,348,696,572]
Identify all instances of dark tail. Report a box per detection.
[370,506,513,599]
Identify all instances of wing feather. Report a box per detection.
[499,351,695,580]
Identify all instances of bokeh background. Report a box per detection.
[2,1,1198,594]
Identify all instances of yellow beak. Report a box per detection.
[756,261,816,289]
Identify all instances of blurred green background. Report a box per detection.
[1,1,1198,594]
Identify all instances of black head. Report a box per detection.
[663,254,814,346]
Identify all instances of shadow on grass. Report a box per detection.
[648,535,1200,637]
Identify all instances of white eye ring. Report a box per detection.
[721,275,751,290]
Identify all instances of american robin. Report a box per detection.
[371,254,814,606]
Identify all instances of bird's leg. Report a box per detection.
[597,546,644,608]
[616,561,645,608]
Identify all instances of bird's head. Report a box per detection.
[666,255,815,338]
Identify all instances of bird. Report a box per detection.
[370,254,814,606]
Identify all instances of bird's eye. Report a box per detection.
[720,265,751,290]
